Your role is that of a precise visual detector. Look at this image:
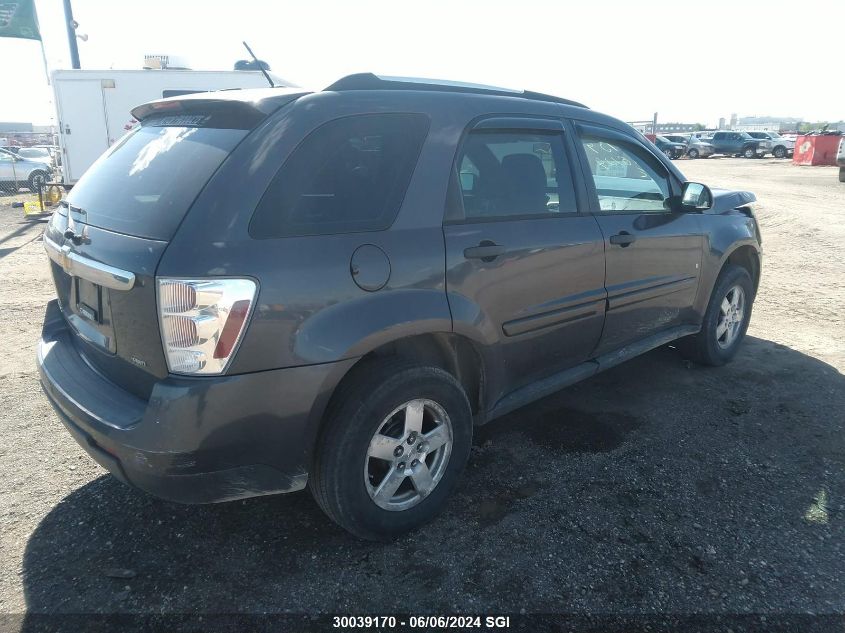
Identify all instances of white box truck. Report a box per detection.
[52,69,292,184]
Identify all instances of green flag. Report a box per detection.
[0,0,41,41]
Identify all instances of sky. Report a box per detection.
[1,0,843,126]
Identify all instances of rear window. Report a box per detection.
[249,113,430,238]
[65,121,247,240]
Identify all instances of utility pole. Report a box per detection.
[62,0,81,69]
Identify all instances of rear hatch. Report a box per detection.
[44,90,305,398]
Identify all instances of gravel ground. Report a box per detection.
[0,160,842,628]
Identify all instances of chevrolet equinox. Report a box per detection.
[38,74,762,540]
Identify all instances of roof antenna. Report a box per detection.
[242,41,275,87]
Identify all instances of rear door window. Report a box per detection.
[66,119,248,240]
[250,113,430,238]
[452,130,577,221]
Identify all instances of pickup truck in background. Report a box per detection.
[746,131,794,159]
[700,131,772,158]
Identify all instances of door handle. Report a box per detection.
[464,241,506,262]
[609,232,637,247]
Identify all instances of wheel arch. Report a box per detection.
[695,238,761,319]
[723,244,761,294]
[302,331,488,469]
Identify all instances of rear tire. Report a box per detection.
[28,170,48,193]
[688,148,700,159]
[309,358,472,541]
[743,147,756,159]
[839,167,845,183]
[678,264,754,366]
[773,146,786,159]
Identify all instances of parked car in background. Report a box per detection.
[745,131,794,159]
[704,131,772,158]
[663,134,715,159]
[653,135,686,159]
[837,137,845,182]
[37,75,762,540]
[0,147,52,193]
[14,147,54,162]
[34,145,62,167]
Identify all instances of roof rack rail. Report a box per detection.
[323,73,588,109]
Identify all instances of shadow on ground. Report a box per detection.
[17,337,844,622]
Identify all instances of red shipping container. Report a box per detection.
[793,135,842,166]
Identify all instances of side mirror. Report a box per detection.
[681,182,713,211]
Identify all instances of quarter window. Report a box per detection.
[579,136,671,213]
[250,113,430,238]
[453,130,577,221]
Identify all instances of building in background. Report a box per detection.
[736,116,803,132]
[0,122,56,147]
[626,121,704,134]
[653,122,702,133]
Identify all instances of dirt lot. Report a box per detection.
[0,159,842,628]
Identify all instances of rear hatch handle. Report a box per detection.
[44,234,136,291]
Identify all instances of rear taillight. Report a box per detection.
[157,278,257,375]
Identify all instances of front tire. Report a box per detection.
[743,147,756,159]
[688,148,700,159]
[772,146,786,159]
[839,167,845,183]
[309,359,472,540]
[678,264,754,366]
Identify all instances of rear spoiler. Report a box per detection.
[131,88,310,129]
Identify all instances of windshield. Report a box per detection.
[656,135,671,143]
[66,123,247,240]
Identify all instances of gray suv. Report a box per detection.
[37,74,762,540]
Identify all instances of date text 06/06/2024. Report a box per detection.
[332,615,512,629]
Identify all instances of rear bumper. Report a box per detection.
[38,300,354,503]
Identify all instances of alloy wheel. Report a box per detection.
[364,399,453,511]
[716,285,746,349]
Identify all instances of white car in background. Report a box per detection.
[837,137,845,182]
[0,147,52,193]
[663,134,715,159]
[746,131,795,159]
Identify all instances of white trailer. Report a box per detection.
[52,69,291,184]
